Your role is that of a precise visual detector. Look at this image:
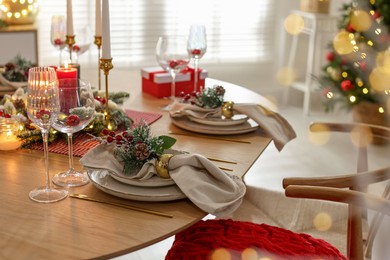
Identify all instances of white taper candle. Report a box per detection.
[95,0,102,36]
[66,0,74,36]
[101,0,111,59]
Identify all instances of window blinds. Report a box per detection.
[37,0,275,68]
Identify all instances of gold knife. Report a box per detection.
[168,131,251,144]
[69,194,173,218]
[207,157,237,164]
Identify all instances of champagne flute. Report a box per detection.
[156,36,190,107]
[52,79,95,187]
[50,15,67,67]
[187,24,207,92]
[27,67,68,203]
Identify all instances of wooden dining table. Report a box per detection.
[0,78,275,259]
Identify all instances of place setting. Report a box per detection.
[79,121,246,216]
[168,84,297,151]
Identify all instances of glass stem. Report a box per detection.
[59,49,63,67]
[42,130,50,190]
[194,58,199,93]
[170,71,176,100]
[67,133,75,173]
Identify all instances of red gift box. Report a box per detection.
[141,66,208,98]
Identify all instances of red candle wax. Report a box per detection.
[56,67,78,113]
[56,67,78,88]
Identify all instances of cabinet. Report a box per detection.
[281,10,337,115]
[0,24,38,66]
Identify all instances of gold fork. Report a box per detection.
[69,194,173,218]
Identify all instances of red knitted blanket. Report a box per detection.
[166,219,347,260]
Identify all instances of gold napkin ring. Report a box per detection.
[222,101,234,119]
[155,154,174,179]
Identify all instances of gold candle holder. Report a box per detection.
[66,35,76,63]
[94,36,102,91]
[99,58,114,128]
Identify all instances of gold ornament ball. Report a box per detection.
[350,9,371,32]
[155,154,173,179]
[333,31,354,55]
[222,101,234,119]
[369,67,390,92]
[0,0,40,25]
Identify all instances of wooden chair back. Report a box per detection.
[283,122,390,260]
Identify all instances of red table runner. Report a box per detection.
[28,109,162,157]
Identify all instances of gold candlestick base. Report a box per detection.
[99,58,114,128]
[66,35,76,63]
[94,36,102,91]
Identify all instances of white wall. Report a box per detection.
[197,0,350,104]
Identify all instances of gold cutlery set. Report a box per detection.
[70,194,174,218]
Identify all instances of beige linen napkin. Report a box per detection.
[80,143,246,216]
[169,102,296,151]
[169,102,222,118]
[233,103,296,151]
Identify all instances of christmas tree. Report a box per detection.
[319,0,390,112]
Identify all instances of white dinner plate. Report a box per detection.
[170,116,259,135]
[109,171,175,187]
[187,114,249,126]
[87,168,186,202]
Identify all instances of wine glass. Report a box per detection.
[50,15,67,67]
[26,67,68,203]
[156,36,190,108]
[67,25,93,64]
[52,78,95,187]
[187,24,207,92]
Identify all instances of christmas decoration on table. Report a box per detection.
[0,54,32,89]
[179,84,225,109]
[98,121,176,175]
[318,0,390,112]
[0,87,132,148]
[88,90,131,134]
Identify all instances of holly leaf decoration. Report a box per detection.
[159,135,177,150]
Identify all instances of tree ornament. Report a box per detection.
[326,66,341,81]
[333,31,355,55]
[341,79,354,91]
[346,23,355,32]
[326,51,335,61]
[350,9,372,32]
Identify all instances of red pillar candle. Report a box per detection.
[55,68,78,113]
[56,67,78,88]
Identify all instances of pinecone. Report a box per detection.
[215,85,225,96]
[13,99,26,112]
[4,62,15,71]
[134,142,150,161]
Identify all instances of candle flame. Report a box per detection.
[6,131,13,138]
[64,60,70,69]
